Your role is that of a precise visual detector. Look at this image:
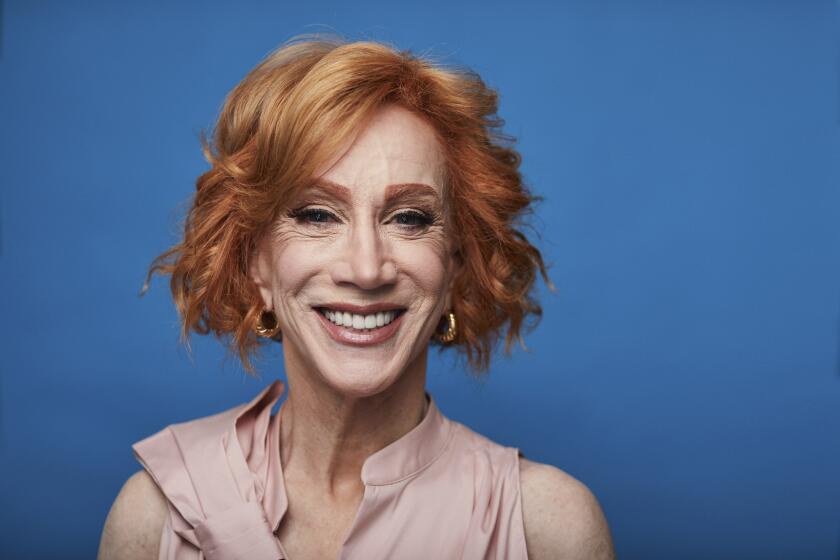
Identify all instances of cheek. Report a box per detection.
[393,239,452,292]
[270,240,324,293]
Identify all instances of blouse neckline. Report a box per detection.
[243,379,453,536]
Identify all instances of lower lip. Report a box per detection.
[314,310,404,346]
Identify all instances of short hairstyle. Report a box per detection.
[144,35,551,375]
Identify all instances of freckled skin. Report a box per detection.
[250,104,457,398]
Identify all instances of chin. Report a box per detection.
[286,312,428,399]
[318,363,403,399]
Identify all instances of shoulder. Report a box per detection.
[98,470,168,560]
[518,458,615,560]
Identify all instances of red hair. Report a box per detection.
[144,35,551,375]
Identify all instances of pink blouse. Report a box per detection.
[133,381,528,559]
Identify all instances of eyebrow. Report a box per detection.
[307,179,352,203]
[308,179,442,206]
[384,183,442,207]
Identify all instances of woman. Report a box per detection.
[99,37,615,560]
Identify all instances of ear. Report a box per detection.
[248,236,274,309]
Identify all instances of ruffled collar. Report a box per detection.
[134,378,453,559]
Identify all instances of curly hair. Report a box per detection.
[143,35,551,375]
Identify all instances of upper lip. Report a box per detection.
[315,302,407,314]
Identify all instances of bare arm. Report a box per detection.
[98,470,168,560]
[519,459,615,560]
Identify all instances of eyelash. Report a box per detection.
[289,208,335,225]
[288,207,435,229]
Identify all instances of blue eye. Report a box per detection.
[288,207,434,230]
[393,211,433,228]
[290,208,337,224]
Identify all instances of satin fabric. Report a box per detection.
[133,381,528,559]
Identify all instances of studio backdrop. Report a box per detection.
[1,1,839,558]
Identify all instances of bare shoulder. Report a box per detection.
[98,470,168,560]
[518,458,615,560]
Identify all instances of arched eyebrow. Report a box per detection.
[308,179,353,203]
[308,179,442,207]
[383,183,442,207]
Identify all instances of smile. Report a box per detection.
[321,308,400,329]
[314,307,406,346]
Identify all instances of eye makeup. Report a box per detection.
[287,207,339,225]
[391,209,434,227]
[284,179,445,233]
[286,205,439,232]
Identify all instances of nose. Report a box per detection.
[330,219,397,290]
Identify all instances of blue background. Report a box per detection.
[1,1,839,558]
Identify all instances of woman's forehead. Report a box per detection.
[314,105,447,197]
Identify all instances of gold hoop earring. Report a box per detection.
[435,312,457,344]
[254,308,282,339]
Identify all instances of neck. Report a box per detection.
[278,349,428,501]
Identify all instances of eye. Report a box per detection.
[392,210,433,229]
[288,207,338,225]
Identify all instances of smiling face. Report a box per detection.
[249,104,457,398]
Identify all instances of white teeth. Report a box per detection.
[321,309,398,330]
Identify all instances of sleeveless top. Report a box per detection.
[133,380,529,560]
